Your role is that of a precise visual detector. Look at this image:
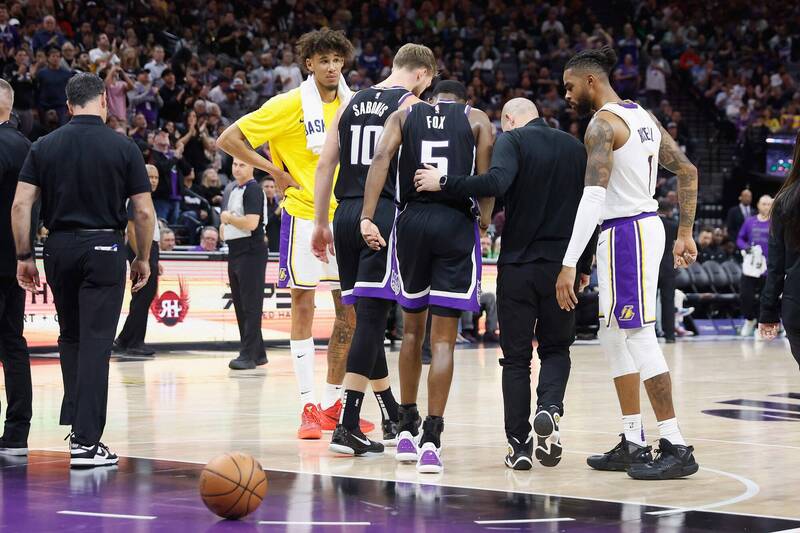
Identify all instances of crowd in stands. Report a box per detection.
[0,0,795,260]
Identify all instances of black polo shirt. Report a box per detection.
[19,115,150,232]
[442,118,593,270]
[0,121,32,276]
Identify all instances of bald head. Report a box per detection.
[0,79,13,122]
[501,98,539,132]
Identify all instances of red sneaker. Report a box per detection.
[318,399,375,433]
[297,403,322,440]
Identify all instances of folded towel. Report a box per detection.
[299,73,352,155]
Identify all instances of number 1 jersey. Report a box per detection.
[335,86,413,202]
[397,101,477,216]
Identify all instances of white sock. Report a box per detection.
[322,382,343,411]
[622,414,645,446]
[290,338,316,407]
[657,417,686,446]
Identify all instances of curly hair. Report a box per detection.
[295,28,354,70]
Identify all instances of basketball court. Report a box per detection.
[2,337,800,531]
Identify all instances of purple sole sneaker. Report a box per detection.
[395,431,418,462]
[416,443,442,474]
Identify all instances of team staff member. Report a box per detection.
[12,73,155,468]
[115,164,162,357]
[0,79,33,456]
[414,98,595,471]
[760,134,800,368]
[221,158,269,370]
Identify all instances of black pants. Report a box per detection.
[228,241,268,361]
[658,265,676,341]
[741,275,766,320]
[116,243,159,349]
[497,261,574,443]
[0,277,32,443]
[43,231,127,445]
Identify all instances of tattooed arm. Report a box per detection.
[651,112,699,268]
[556,112,617,310]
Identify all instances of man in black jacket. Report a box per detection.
[0,79,32,455]
[726,188,755,242]
[414,97,595,470]
[657,200,678,343]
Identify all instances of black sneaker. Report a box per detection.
[627,439,699,480]
[256,354,268,366]
[69,435,119,468]
[504,436,533,470]
[112,340,126,354]
[533,406,563,467]
[382,419,399,447]
[228,356,256,370]
[329,424,384,456]
[587,434,653,472]
[0,437,28,456]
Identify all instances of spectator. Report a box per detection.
[60,42,77,70]
[151,130,183,223]
[219,86,245,122]
[197,168,223,208]
[645,45,670,107]
[144,45,168,85]
[158,68,186,124]
[249,52,277,105]
[480,234,497,259]
[737,195,774,337]
[540,8,564,37]
[32,15,65,52]
[274,50,302,93]
[0,4,20,52]
[613,53,639,101]
[726,188,755,242]
[359,42,382,81]
[160,228,176,252]
[697,226,727,263]
[5,49,34,135]
[617,23,641,64]
[129,68,162,128]
[88,33,118,69]
[193,226,219,252]
[262,176,281,252]
[34,46,73,125]
[103,65,133,124]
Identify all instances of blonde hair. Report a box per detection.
[393,44,437,77]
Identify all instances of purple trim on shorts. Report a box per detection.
[398,221,481,313]
[277,210,293,288]
[611,220,644,329]
[601,211,657,232]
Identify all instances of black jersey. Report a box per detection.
[335,86,413,201]
[397,101,477,216]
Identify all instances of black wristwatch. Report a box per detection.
[16,251,33,261]
[439,174,448,189]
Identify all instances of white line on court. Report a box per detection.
[475,518,575,524]
[645,466,760,517]
[769,528,800,533]
[105,451,798,524]
[58,510,157,520]
[258,521,371,526]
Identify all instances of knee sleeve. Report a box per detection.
[624,325,669,380]
[345,298,392,377]
[369,346,389,380]
[598,325,637,378]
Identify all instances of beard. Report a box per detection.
[573,96,593,116]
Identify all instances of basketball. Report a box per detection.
[199,452,268,520]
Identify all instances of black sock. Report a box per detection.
[341,390,365,431]
[374,387,399,423]
[420,416,444,448]
[398,403,419,435]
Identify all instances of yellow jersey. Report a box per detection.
[235,87,340,221]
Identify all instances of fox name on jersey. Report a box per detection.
[352,100,390,117]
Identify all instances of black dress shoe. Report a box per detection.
[229,356,256,370]
[112,341,127,353]
[126,345,155,356]
[256,354,268,366]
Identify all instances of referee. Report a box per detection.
[0,79,32,456]
[11,73,155,468]
[414,98,594,470]
[220,158,268,370]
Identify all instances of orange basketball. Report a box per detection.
[199,452,268,520]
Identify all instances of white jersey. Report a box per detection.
[593,101,661,221]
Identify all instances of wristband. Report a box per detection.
[360,216,374,225]
[16,252,33,261]
[479,221,489,231]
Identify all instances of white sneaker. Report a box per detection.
[416,442,443,474]
[740,319,757,337]
[395,431,419,462]
[70,437,119,468]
